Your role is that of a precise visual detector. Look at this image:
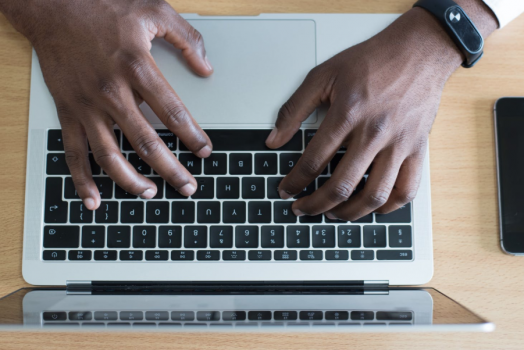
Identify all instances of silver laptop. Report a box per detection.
[23,14,433,286]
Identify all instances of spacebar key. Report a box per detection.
[181,130,303,151]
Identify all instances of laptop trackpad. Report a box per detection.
[142,19,317,126]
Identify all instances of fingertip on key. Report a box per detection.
[292,208,306,217]
[140,188,156,199]
[325,212,337,220]
[178,183,197,197]
[84,197,97,211]
[279,188,292,200]
[196,145,212,158]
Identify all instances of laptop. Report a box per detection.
[11,12,491,332]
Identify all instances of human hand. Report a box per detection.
[266,4,497,221]
[2,0,213,210]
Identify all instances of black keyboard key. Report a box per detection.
[172,201,195,223]
[279,153,301,175]
[107,226,131,248]
[81,226,105,248]
[92,177,113,199]
[325,311,349,321]
[120,250,143,260]
[248,311,272,321]
[222,201,246,223]
[165,183,188,199]
[300,250,323,260]
[115,184,138,199]
[179,153,202,175]
[158,226,182,248]
[133,226,156,248]
[299,214,323,223]
[192,130,302,151]
[273,201,297,223]
[64,177,80,199]
[94,250,117,261]
[248,201,271,223]
[146,250,169,261]
[376,312,413,321]
[192,177,214,199]
[325,250,349,260]
[43,226,79,248]
[171,311,195,321]
[88,154,101,175]
[222,250,246,261]
[69,202,93,224]
[128,153,151,174]
[363,226,387,248]
[274,311,298,321]
[184,226,207,248]
[304,129,316,146]
[216,177,240,199]
[388,226,412,248]
[254,153,277,175]
[267,177,284,199]
[45,177,68,223]
[351,311,374,321]
[294,182,315,199]
[204,153,227,175]
[94,311,118,321]
[338,226,361,248]
[274,250,297,261]
[147,176,164,199]
[146,201,169,223]
[377,250,413,260]
[197,250,220,261]
[145,311,169,321]
[312,225,335,247]
[196,311,220,321]
[157,129,177,150]
[299,311,323,320]
[286,226,310,248]
[222,311,247,321]
[43,250,66,260]
[235,226,259,248]
[242,177,265,199]
[47,153,70,175]
[120,311,144,321]
[353,213,373,223]
[43,311,67,321]
[210,226,233,248]
[197,201,221,223]
[121,201,144,223]
[229,153,252,175]
[68,250,92,261]
[376,202,412,223]
[248,250,271,260]
[95,201,118,223]
[47,130,64,151]
[69,312,93,321]
[351,250,374,260]
[261,226,284,248]
[329,153,344,174]
[171,250,194,261]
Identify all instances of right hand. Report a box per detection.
[4,0,214,210]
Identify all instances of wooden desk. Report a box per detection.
[0,0,523,348]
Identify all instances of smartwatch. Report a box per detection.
[413,0,484,68]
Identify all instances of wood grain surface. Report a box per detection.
[0,0,523,348]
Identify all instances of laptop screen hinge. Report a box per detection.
[66,280,92,295]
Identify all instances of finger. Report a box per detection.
[290,135,377,216]
[84,115,158,199]
[375,146,426,214]
[108,91,198,196]
[278,105,350,200]
[60,119,99,210]
[328,149,404,221]
[130,56,212,158]
[153,4,213,77]
[266,66,330,149]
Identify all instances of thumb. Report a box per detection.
[266,67,327,149]
[153,6,213,77]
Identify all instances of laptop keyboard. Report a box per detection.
[43,129,414,262]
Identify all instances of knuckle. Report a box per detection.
[93,150,118,170]
[64,150,84,168]
[277,99,296,123]
[396,187,418,205]
[186,27,204,48]
[97,79,119,98]
[367,115,390,141]
[298,156,323,179]
[123,56,151,83]
[134,133,163,160]
[162,103,189,128]
[328,179,354,202]
[365,189,390,208]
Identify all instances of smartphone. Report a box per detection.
[494,97,524,255]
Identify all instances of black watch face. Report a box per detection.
[445,6,483,54]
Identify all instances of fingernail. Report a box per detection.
[204,55,213,71]
[266,128,278,146]
[196,145,212,158]
[140,188,156,199]
[279,189,292,200]
[178,183,196,197]
[84,198,96,211]
[292,208,305,217]
[325,212,337,220]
